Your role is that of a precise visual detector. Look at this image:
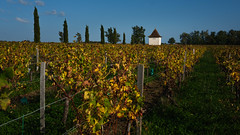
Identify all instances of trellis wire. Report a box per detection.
[0,97,66,128]
[0,83,97,128]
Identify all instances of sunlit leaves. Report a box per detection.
[0,42,206,133]
[214,46,240,85]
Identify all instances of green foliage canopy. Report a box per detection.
[131,26,145,45]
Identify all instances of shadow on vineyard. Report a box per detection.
[0,73,81,134]
[143,50,240,134]
[0,92,82,134]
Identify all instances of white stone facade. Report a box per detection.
[149,37,161,45]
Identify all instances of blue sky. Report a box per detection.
[0,0,240,43]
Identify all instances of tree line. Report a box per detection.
[58,20,146,45]
[180,30,240,45]
[34,7,146,44]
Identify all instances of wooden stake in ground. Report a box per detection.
[40,62,45,133]
[137,64,144,135]
[105,52,107,65]
[36,48,39,71]
[127,121,132,135]
[62,97,69,125]
[182,50,187,81]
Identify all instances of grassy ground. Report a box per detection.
[143,50,240,135]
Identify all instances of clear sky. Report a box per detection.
[0,0,240,43]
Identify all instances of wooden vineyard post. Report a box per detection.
[182,50,187,81]
[40,62,45,133]
[147,68,149,79]
[232,83,234,93]
[192,48,196,71]
[36,48,39,71]
[105,51,107,65]
[30,71,33,82]
[228,53,231,83]
[137,64,144,135]
[127,121,131,135]
[179,73,182,88]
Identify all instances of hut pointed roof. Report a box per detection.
[148,29,162,37]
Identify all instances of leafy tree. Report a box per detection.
[105,27,120,44]
[100,25,105,44]
[85,25,89,43]
[34,7,40,43]
[59,31,64,42]
[216,30,228,45]
[190,31,201,45]
[236,31,240,45]
[105,27,113,43]
[228,30,237,45]
[131,26,145,44]
[63,19,68,43]
[75,32,82,43]
[209,32,216,45]
[180,30,240,45]
[123,33,126,44]
[180,32,191,45]
[200,30,209,44]
[168,37,176,44]
[131,36,134,45]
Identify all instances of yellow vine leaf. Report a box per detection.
[117,112,123,118]
[116,104,120,111]
[84,91,90,100]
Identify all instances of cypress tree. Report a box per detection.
[85,25,89,43]
[100,25,105,44]
[113,28,117,44]
[34,7,40,43]
[63,19,68,43]
[123,33,126,44]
